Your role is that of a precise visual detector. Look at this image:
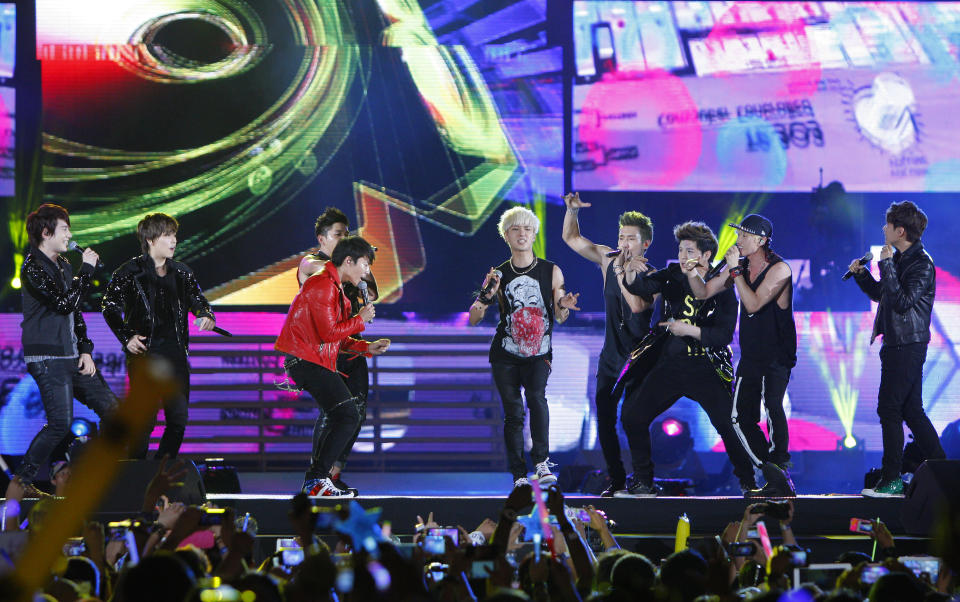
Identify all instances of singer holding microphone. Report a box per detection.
[276,236,390,497]
[560,192,655,496]
[469,206,581,489]
[849,201,945,497]
[686,214,797,495]
[102,213,216,459]
[296,207,378,495]
[8,204,119,497]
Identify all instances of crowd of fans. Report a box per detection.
[0,457,957,602]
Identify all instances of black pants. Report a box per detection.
[285,356,360,482]
[17,358,118,484]
[621,354,757,485]
[595,363,634,484]
[878,343,945,480]
[491,360,551,480]
[129,340,190,459]
[312,354,369,471]
[731,362,791,468]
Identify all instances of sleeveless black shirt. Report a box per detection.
[598,261,652,374]
[738,253,797,375]
[489,258,556,364]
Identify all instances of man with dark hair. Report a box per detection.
[276,235,391,497]
[296,208,378,495]
[102,212,216,459]
[9,203,118,496]
[850,201,944,497]
[616,222,793,497]
[561,192,654,496]
[688,214,797,494]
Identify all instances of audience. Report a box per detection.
[0,460,956,602]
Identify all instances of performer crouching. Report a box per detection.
[275,236,390,497]
[469,206,581,489]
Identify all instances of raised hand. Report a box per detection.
[359,303,376,323]
[481,267,501,297]
[143,454,188,513]
[558,292,581,311]
[562,192,591,210]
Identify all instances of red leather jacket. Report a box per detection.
[275,262,369,370]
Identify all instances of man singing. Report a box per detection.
[298,207,379,495]
[850,201,944,497]
[687,214,797,494]
[469,206,580,489]
[561,192,654,496]
[276,236,390,497]
[9,204,118,496]
[617,222,794,498]
[102,213,216,459]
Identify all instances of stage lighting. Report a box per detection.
[70,417,96,438]
[10,275,20,289]
[651,417,693,465]
[662,418,685,437]
[837,435,863,451]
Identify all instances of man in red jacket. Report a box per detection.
[275,236,390,497]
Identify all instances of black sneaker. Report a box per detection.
[757,462,796,497]
[332,475,359,497]
[614,478,658,498]
[600,480,626,497]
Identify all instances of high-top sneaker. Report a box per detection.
[534,459,558,485]
[304,477,357,498]
[861,477,905,498]
[600,480,627,497]
[614,477,659,498]
[513,477,531,489]
[332,474,359,497]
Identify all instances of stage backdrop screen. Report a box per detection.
[572,1,960,192]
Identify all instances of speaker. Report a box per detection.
[900,459,960,535]
[97,459,206,514]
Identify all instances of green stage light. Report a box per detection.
[843,435,858,449]
[10,275,20,289]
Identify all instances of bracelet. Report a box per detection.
[476,294,496,306]
[729,267,744,279]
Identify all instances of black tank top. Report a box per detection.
[598,261,652,373]
[489,258,555,364]
[738,253,797,374]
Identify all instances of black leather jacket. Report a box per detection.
[854,241,935,346]
[101,254,214,354]
[20,245,95,357]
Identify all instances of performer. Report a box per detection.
[561,192,655,496]
[617,222,794,498]
[469,206,581,488]
[102,213,216,459]
[276,236,390,497]
[687,214,797,494]
[850,201,944,497]
[9,204,118,495]
[297,207,379,494]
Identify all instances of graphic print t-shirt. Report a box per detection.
[489,258,555,364]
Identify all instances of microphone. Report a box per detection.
[67,241,104,268]
[194,317,233,337]
[705,258,729,280]
[842,251,873,281]
[359,280,372,324]
[605,249,622,257]
[479,269,503,297]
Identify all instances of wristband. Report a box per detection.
[729,267,744,279]
[476,294,496,306]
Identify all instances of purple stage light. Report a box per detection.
[662,418,684,437]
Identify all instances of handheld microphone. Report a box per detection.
[705,258,727,280]
[359,280,373,324]
[67,241,104,268]
[842,251,873,281]
[605,249,622,257]
[194,317,233,337]
[479,270,503,297]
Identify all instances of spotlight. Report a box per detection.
[662,418,685,437]
[10,275,20,289]
[837,435,863,450]
[70,417,96,438]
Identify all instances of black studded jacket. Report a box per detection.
[20,245,95,357]
[101,254,214,354]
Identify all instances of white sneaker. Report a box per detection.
[307,477,357,498]
[513,477,531,488]
[534,459,557,485]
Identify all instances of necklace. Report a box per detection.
[509,257,538,275]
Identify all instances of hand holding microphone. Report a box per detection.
[194,317,232,336]
[359,280,373,324]
[68,241,102,268]
[842,251,873,281]
[480,269,502,298]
